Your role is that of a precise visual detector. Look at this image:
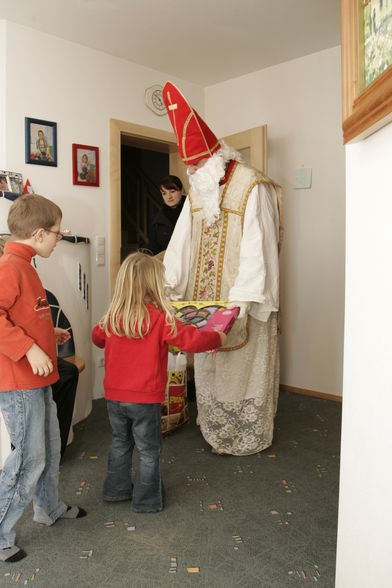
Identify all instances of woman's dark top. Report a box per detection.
[148,195,186,255]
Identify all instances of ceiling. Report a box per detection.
[0,0,341,86]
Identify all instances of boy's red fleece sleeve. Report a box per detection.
[92,324,106,348]
[164,320,221,353]
[0,264,35,361]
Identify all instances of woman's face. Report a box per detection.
[160,187,183,208]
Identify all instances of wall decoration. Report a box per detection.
[144,85,166,116]
[362,0,392,90]
[0,170,24,194]
[341,0,392,143]
[72,144,100,187]
[23,178,35,194]
[25,117,57,166]
[0,173,8,191]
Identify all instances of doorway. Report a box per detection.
[120,141,168,260]
[109,118,179,291]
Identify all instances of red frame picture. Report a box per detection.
[72,143,100,187]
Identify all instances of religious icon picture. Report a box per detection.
[25,117,57,167]
[72,144,100,187]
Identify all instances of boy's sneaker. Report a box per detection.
[0,546,27,563]
[59,506,87,519]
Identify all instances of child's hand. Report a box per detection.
[54,327,71,345]
[26,343,54,376]
[215,330,227,346]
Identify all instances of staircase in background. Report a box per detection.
[121,167,161,260]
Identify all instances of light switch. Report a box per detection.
[95,235,105,267]
[294,167,312,189]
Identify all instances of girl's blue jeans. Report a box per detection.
[103,400,164,513]
[0,387,67,548]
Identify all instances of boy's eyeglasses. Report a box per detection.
[32,228,71,241]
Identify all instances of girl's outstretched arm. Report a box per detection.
[92,324,106,348]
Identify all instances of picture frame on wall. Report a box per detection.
[341,0,392,143]
[25,117,57,166]
[72,144,100,187]
[0,170,24,194]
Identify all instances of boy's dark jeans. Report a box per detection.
[103,400,164,512]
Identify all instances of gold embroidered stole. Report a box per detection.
[186,161,281,350]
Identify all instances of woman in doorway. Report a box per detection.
[148,175,186,256]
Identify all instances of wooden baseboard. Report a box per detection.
[280,384,342,403]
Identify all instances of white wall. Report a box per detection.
[0,21,6,164]
[335,121,392,587]
[205,47,345,397]
[0,25,346,398]
[0,20,204,399]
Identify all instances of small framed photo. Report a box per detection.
[0,170,24,194]
[25,117,57,166]
[72,144,100,187]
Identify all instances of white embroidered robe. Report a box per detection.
[164,162,281,455]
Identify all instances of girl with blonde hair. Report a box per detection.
[92,251,226,513]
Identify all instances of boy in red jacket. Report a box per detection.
[0,195,86,563]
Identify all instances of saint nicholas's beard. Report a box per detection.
[187,153,226,227]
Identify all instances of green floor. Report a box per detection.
[4,391,341,587]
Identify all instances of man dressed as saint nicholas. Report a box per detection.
[162,82,283,456]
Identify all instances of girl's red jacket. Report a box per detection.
[92,304,221,403]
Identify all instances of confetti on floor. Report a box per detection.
[282,479,296,494]
[316,465,328,478]
[161,456,176,464]
[312,428,328,437]
[169,556,177,574]
[271,509,293,528]
[76,480,90,495]
[80,549,93,559]
[234,464,254,475]
[207,499,224,512]
[288,564,320,582]
[232,534,243,550]
[187,567,200,574]
[104,521,115,528]
[89,455,98,460]
[186,473,208,486]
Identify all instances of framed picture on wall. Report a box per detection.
[25,117,57,166]
[0,170,24,194]
[72,144,100,187]
[341,0,392,143]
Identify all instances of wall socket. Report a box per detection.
[98,357,105,368]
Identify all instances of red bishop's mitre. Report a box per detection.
[163,81,221,165]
